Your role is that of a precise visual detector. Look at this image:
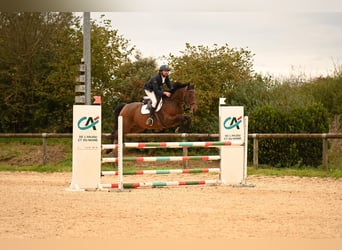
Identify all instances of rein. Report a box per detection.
[184,89,196,108]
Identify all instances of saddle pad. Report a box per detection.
[140,99,163,114]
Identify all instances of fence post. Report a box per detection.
[322,134,328,170]
[252,134,259,168]
[42,133,47,165]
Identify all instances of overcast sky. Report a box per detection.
[89,11,342,79]
[1,0,340,78]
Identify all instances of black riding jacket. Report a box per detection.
[143,73,173,99]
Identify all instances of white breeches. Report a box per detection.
[144,90,158,108]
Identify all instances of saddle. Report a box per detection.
[140,97,163,115]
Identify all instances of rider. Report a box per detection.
[143,65,173,126]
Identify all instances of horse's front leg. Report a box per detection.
[174,115,192,133]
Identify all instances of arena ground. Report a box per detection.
[0,172,341,240]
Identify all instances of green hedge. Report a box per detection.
[248,103,329,167]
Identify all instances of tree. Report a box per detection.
[167,43,255,132]
[100,55,158,132]
[226,73,273,115]
[0,12,82,132]
[305,76,342,117]
[90,15,149,132]
[91,15,134,98]
[112,54,157,103]
[0,13,137,133]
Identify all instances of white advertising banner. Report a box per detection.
[219,102,244,143]
[219,98,246,185]
[69,105,101,190]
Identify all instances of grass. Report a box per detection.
[0,164,72,172]
[248,165,342,178]
[0,138,341,178]
[0,137,72,172]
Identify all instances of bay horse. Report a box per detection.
[110,82,198,143]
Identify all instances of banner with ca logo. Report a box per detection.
[219,99,244,144]
[218,98,246,185]
[70,105,101,190]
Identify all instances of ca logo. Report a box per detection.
[77,116,99,130]
[223,116,242,130]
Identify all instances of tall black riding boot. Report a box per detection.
[146,107,156,126]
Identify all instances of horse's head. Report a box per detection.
[170,82,198,113]
[185,83,198,113]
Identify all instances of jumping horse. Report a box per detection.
[110,82,198,143]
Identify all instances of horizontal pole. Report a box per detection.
[101,155,221,163]
[101,168,221,176]
[102,144,119,150]
[124,141,242,148]
[102,141,242,150]
[249,133,342,139]
[0,133,72,138]
[100,179,220,188]
[124,133,220,139]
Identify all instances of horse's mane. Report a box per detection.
[171,82,189,94]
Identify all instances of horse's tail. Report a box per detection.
[115,102,126,115]
[114,103,126,130]
[106,103,126,154]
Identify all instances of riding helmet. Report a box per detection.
[159,65,170,71]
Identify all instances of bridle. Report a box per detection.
[184,88,197,113]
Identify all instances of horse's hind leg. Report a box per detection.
[104,129,118,154]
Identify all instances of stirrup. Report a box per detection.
[146,117,153,126]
